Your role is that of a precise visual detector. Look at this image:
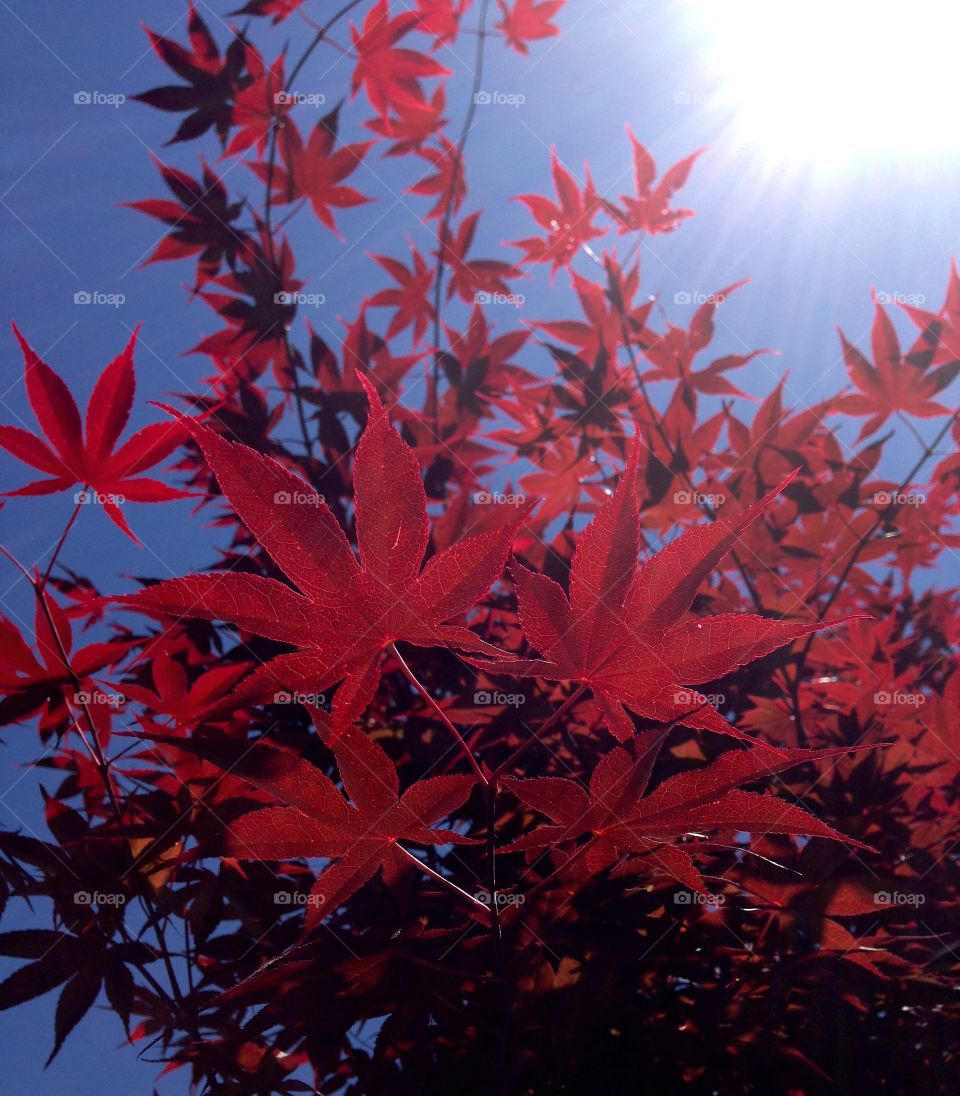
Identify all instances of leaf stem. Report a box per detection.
[389,642,488,784]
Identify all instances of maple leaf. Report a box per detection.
[368,245,435,341]
[505,739,873,887]
[113,375,534,738]
[412,0,471,47]
[134,1,249,145]
[119,652,251,725]
[0,927,156,1064]
[636,280,766,398]
[123,155,246,284]
[350,0,451,116]
[602,128,703,235]
[223,47,287,157]
[0,589,127,731]
[0,326,190,542]
[511,150,605,276]
[191,227,300,387]
[164,728,479,926]
[533,265,650,367]
[408,136,467,220]
[479,436,854,743]
[441,211,520,303]
[496,0,563,55]
[365,84,448,155]
[249,109,373,236]
[438,305,530,417]
[837,297,959,440]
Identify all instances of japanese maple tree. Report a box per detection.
[1,3,959,1094]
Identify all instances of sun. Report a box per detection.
[691,0,960,168]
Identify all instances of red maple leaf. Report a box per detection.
[837,296,959,439]
[0,327,190,542]
[114,375,534,738]
[249,110,373,237]
[0,590,127,731]
[368,245,435,341]
[408,136,467,220]
[511,150,604,276]
[478,436,853,743]
[412,0,472,48]
[365,84,448,155]
[602,128,703,235]
[134,1,249,146]
[505,739,873,887]
[496,0,564,55]
[350,0,451,116]
[441,211,520,304]
[208,727,479,926]
[123,155,246,284]
[223,47,287,158]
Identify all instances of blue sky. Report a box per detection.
[2,0,959,1090]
